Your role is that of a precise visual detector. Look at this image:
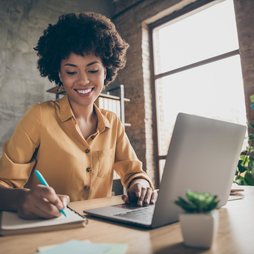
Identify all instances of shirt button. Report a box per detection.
[84,185,90,191]
[85,148,90,153]
[86,167,91,172]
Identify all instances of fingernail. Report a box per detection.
[59,204,64,210]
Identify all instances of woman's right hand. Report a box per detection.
[17,185,69,219]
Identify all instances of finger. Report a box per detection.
[129,183,142,200]
[58,194,70,208]
[137,187,147,206]
[143,188,153,206]
[32,189,62,217]
[21,190,61,219]
[32,185,64,217]
[17,187,61,219]
[126,184,141,204]
[135,185,142,199]
[34,185,64,211]
[122,194,129,204]
[33,201,61,219]
[150,190,158,204]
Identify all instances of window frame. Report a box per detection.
[148,0,242,179]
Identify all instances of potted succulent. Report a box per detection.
[175,191,219,248]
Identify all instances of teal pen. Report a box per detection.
[34,169,67,217]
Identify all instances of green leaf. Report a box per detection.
[234,178,243,185]
[175,197,197,213]
[245,171,254,185]
[235,175,248,185]
[249,94,254,103]
[240,155,249,167]
[249,134,254,141]
[248,159,254,171]
[248,122,254,129]
[237,162,247,173]
[175,191,219,213]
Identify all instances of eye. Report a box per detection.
[66,71,77,76]
[88,69,99,74]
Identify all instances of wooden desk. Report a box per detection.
[1,186,253,254]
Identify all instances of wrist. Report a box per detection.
[16,188,30,211]
[0,186,29,211]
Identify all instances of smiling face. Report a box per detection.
[59,53,106,110]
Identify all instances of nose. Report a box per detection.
[77,71,90,85]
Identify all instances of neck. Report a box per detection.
[69,100,94,122]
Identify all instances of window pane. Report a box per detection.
[153,0,239,74]
[159,159,166,182]
[155,55,247,156]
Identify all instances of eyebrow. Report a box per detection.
[64,61,100,67]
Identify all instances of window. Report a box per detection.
[150,0,246,180]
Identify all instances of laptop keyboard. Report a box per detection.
[115,205,154,222]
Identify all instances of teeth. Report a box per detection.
[76,88,92,94]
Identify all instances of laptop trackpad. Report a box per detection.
[113,204,155,224]
[85,204,155,225]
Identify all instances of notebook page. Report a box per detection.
[1,208,84,230]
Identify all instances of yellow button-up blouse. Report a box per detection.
[0,96,152,201]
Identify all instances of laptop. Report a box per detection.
[85,113,246,228]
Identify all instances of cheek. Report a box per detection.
[62,80,74,91]
[100,75,105,83]
[91,74,105,84]
[62,76,75,85]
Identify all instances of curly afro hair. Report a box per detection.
[34,12,129,86]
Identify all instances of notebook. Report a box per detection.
[0,207,86,236]
[85,112,246,228]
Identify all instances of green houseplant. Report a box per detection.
[175,191,219,248]
[236,146,254,185]
[235,94,254,186]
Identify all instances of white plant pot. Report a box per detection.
[179,210,219,248]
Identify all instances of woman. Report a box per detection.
[0,12,156,219]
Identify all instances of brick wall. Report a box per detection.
[113,0,254,186]
[234,0,254,121]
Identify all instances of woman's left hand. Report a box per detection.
[122,179,157,206]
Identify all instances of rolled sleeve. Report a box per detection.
[113,118,154,189]
[0,152,35,188]
[114,160,154,189]
[0,105,41,188]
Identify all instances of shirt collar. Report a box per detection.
[57,95,111,131]
[94,104,111,132]
[58,96,74,122]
